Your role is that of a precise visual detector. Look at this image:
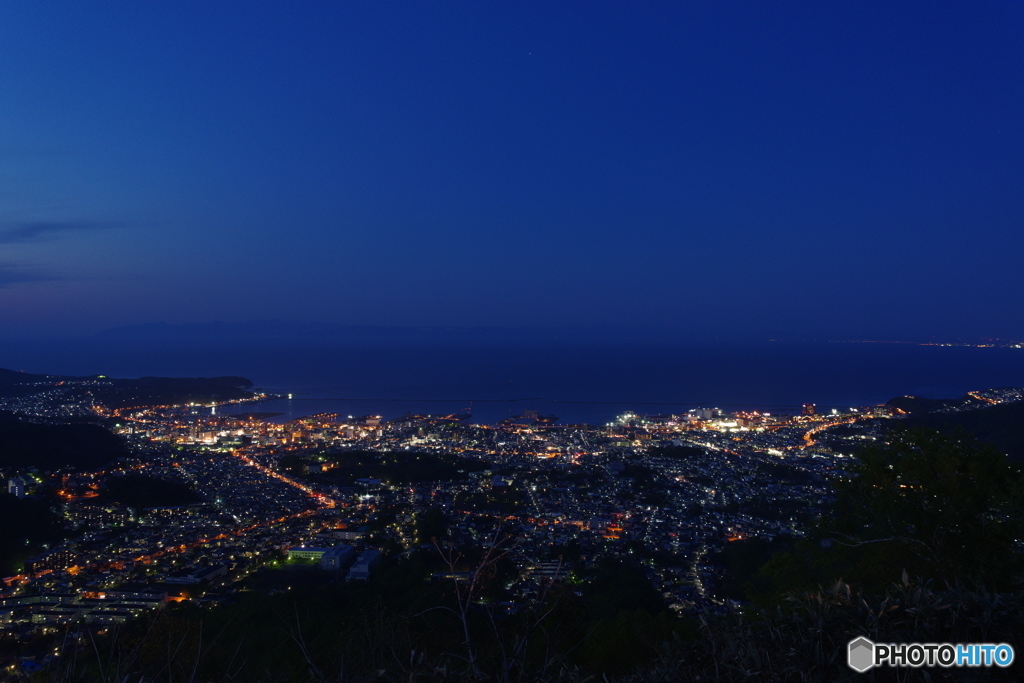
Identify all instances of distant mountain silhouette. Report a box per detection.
[0,367,66,386]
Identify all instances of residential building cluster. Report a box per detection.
[1,383,1020,640]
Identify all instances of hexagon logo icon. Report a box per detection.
[848,637,875,673]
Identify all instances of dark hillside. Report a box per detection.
[0,368,254,409]
[0,413,128,470]
[899,401,1024,462]
[0,368,65,386]
[0,495,65,576]
[88,375,254,408]
[886,392,988,414]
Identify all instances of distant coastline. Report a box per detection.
[821,339,1024,349]
[3,337,1024,426]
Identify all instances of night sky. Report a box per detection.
[2,2,1022,340]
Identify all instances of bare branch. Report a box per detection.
[282,602,324,680]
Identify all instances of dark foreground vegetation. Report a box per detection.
[17,429,1024,682]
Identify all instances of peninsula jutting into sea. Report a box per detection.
[1,368,1023,679]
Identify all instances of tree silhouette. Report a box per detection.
[827,428,1024,588]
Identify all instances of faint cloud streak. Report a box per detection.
[0,264,52,288]
[0,220,124,244]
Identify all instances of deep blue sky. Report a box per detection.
[2,2,1022,340]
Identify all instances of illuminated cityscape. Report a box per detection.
[2,378,1021,643]
[2,1,1023,678]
